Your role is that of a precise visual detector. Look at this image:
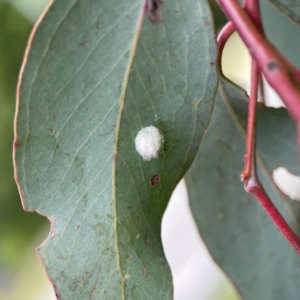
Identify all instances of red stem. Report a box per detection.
[243,0,264,34]
[245,177,300,254]
[217,0,300,124]
[217,21,235,73]
[219,0,300,254]
[240,0,261,180]
[241,61,259,180]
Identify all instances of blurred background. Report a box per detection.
[1,0,290,299]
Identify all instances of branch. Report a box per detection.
[217,0,300,124]
[240,0,261,180]
[245,177,300,254]
[218,0,300,254]
[217,21,235,73]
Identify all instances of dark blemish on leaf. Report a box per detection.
[144,237,149,244]
[142,267,147,276]
[210,62,215,67]
[80,41,90,47]
[77,225,81,231]
[267,61,278,71]
[128,254,132,259]
[150,174,160,186]
[53,114,56,120]
[14,140,19,148]
[146,0,163,24]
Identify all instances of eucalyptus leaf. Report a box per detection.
[185,78,300,300]
[261,0,300,69]
[267,0,300,27]
[14,0,218,298]
[207,0,227,32]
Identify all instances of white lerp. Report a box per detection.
[135,126,164,161]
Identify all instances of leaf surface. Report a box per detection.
[262,0,300,69]
[185,78,300,300]
[14,0,218,298]
[267,0,300,27]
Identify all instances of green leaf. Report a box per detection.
[267,0,300,27]
[207,0,227,32]
[14,0,218,298]
[0,1,46,270]
[261,0,300,69]
[185,78,300,300]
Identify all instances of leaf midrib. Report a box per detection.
[112,3,145,298]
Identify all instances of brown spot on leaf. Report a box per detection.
[146,0,163,24]
[128,254,132,259]
[80,41,90,47]
[14,140,19,148]
[144,237,149,244]
[142,267,147,276]
[150,174,160,186]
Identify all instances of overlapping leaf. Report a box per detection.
[0,1,46,269]
[14,0,218,298]
[267,0,300,27]
[262,0,300,69]
[186,78,300,300]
